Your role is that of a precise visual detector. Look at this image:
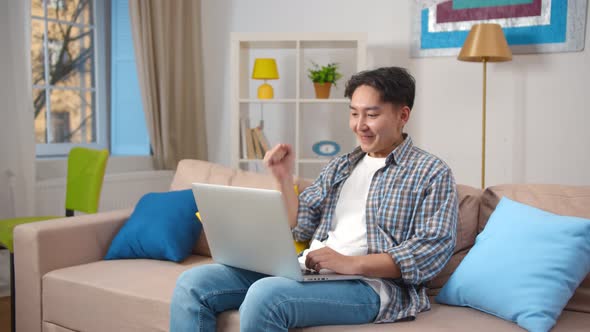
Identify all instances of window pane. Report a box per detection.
[49,88,95,143]
[31,0,44,17]
[47,0,93,25]
[31,19,46,86]
[46,22,95,88]
[33,89,47,143]
[111,0,150,156]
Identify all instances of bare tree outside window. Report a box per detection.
[31,0,96,146]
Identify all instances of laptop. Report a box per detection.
[191,182,363,282]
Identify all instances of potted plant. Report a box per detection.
[307,62,342,99]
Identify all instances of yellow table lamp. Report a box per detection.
[252,58,279,99]
[458,23,512,189]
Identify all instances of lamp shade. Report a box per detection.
[252,58,279,80]
[458,23,512,63]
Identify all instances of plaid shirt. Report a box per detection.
[293,134,458,323]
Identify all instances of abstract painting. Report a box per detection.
[411,0,588,57]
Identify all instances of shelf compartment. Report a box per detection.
[299,44,358,100]
[239,103,295,160]
[239,46,297,100]
[298,103,356,160]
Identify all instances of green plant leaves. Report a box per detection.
[307,62,342,86]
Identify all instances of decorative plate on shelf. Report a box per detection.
[312,140,340,157]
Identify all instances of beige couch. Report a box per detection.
[14,159,590,332]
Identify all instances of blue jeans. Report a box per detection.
[170,263,380,332]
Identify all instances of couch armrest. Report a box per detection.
[13,208,132,332]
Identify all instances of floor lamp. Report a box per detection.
[458,23,512,189]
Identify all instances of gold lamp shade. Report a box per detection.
[458,23,512,63]
[252,58,279,99]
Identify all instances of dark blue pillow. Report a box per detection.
[105,189,201,262]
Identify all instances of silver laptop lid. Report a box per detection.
[191,183,304,281]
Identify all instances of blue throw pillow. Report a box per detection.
[105,189,201,262]
[436,197,590,332]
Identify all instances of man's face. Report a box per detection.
[349,85,410,158]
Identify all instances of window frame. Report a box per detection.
[33,0,108,157]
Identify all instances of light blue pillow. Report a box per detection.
[105,189,202,262]
[436,197,590,332]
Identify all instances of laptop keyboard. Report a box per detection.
[302,268,320,275]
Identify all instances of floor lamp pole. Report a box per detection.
[481,58,487,189]
[458,23,512,188]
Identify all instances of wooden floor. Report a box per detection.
[0,297,10,332]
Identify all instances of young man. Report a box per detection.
[170,67,458,331]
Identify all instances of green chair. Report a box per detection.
[0,147,109,332]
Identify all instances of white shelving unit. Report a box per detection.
[231,32,367,179]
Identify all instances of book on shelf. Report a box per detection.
[251,128,263,159]
[240,118,249,159]
[253,127,270,153]
[241,119,271,160]
[245,125,256,159]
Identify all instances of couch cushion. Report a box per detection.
[215,303,590,332]
[171,159,314,193]
[170,159,278,191]
[426,249,468,296]
[426,184,481,293]
[43,255,213,332]
[43,322,76,332]
[43,306,590,332]
[480,184,590,314]
[42,254,590,332]
[454,184,481,253]
[479,184,590,231]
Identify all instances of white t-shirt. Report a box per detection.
[298,153,390,315]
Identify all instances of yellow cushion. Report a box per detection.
[293,185,309,254]
[294,240,308,254]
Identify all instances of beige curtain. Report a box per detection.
[128,0,208,170]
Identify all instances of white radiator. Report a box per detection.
[35,170,174,216]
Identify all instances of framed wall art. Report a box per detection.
[411,0,588,57]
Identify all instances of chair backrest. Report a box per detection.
[64,147,109,214]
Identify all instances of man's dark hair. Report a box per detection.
[344,67,415,109]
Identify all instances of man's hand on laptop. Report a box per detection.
[305,247,360,275]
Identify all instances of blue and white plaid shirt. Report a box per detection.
[293,134,458,323]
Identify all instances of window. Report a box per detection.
[31,0,106,156]
[31,0,149,157]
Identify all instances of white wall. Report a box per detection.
[0,0,35,297]
[0,0,35,219]
[35,170,173,215]
[201,0,590,187]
